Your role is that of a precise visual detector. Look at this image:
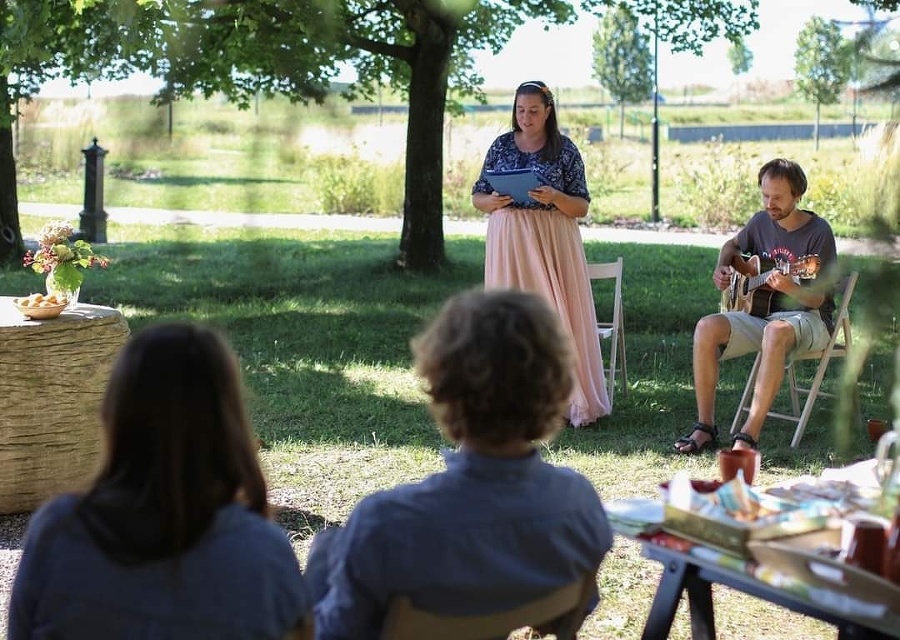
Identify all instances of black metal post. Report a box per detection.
[651,4,660,224]
[78,138,108,243]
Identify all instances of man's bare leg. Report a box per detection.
[675,314,731,453]
[732,321,796,450]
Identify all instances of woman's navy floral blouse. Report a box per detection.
[472,132,591,210]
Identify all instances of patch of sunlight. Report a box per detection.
[117,306,161,319]
[631,379,696,392]
[342,363,423,399]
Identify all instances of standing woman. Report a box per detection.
[8,323,311,640]
[472,80,610,426]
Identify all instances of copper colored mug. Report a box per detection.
[867,418,890,442]
[717,448,761,485]
[845,519,888,575]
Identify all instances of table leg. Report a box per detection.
[685,571,716,640]
[641,559,689,640]
[837,623,895,639]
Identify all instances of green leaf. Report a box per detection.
[48,262,85,293]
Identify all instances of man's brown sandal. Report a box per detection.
[673,422,718,454]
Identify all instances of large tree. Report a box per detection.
[0,0,353,267]
[592,4,653,140]
[794,16,853,151]
[0,0,159,264]
[3,0,761,270]
[151,0,759,271]
[2,1,88,263]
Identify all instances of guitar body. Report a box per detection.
[721,256,776,317]
[719,254,821,318]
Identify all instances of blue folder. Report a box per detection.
[484,168,549,205]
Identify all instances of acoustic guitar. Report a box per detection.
[720,254,821,318]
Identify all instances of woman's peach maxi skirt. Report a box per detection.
[484,207,611,426]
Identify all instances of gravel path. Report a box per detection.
[0,513,30,635]
[19,202,899,258]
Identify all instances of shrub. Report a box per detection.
[582,139,628,200]
[198,119,236,135]
[852,123,900,236]
[443,158,480,219]
[671,136,760,229]
[805,168,858,234]
[313,155,403,215]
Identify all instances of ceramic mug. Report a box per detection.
[717,448,761,485]
[867,418,890,443]
[844,518,888,574]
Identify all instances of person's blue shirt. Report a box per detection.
[8,495,311,640]
[308,448,613,640]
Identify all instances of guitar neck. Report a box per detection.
[747,268,776,292]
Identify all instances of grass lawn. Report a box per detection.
[1,214,896,639]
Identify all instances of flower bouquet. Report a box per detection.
[23,221,109,303]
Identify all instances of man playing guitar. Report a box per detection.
[674,158,838,455]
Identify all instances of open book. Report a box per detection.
[484,168,549,205]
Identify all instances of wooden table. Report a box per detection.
[0,297,130,514]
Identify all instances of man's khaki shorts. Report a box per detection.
[719,310,830,365]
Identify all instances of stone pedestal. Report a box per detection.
[0,298,129,514]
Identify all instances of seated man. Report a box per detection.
[674,158,837,454]
[306,289,613,640]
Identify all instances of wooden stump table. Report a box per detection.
[0,297,130,514]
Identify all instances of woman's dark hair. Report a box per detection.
[511,80,562,162]
[78,322,268,563]
[411,289,573,445]
[757,158,808,197]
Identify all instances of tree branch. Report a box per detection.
[345,32,414,62]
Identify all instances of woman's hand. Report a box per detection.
[529,185,558,206]
[473,191,514,213]
[531,188,589,219]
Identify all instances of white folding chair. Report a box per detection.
[587,258,628,408]
[730,272,859,448]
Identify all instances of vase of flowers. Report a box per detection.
[23,221,109,306]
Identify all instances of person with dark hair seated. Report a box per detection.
[8,322,312,640]
[306,289,613,640]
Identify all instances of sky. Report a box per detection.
[37,0,887,99]
[472,0,879,91]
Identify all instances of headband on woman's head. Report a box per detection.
[517,82,554,103]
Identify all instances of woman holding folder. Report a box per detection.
[471,80,610,427]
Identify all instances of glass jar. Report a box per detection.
[884,500,900,585]
[45,269,80,307]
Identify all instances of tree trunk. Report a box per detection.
[0,77,25,266]
[619,103,625,140]
[814,101,821,152]
[397,37,451,271]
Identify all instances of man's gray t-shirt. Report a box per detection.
[735,209,837,329]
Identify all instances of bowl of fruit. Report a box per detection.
[13,293,71,320]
